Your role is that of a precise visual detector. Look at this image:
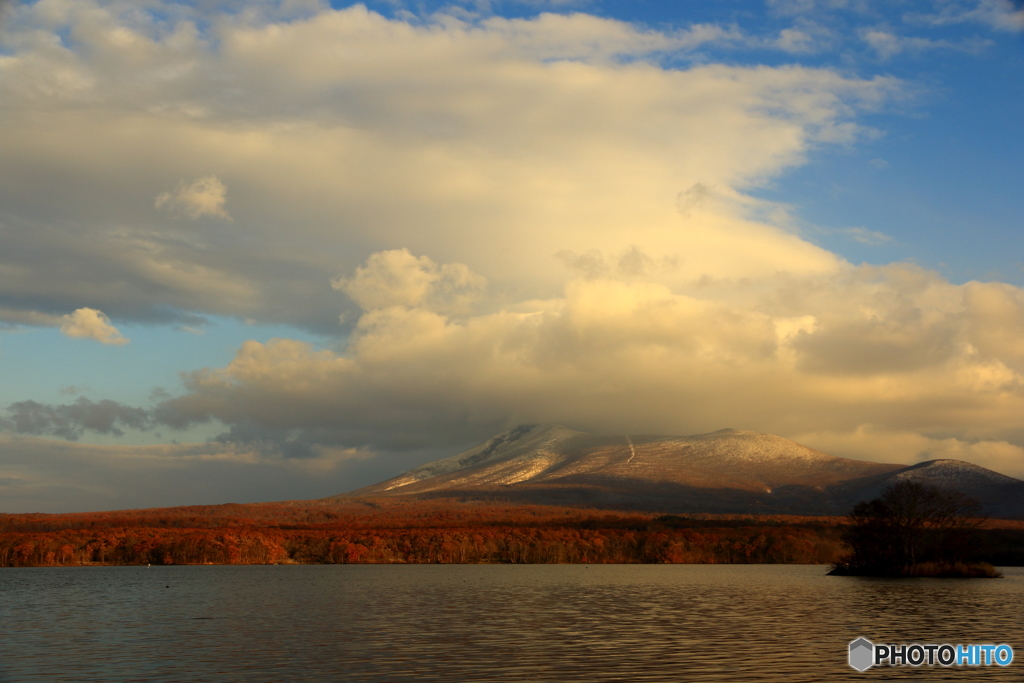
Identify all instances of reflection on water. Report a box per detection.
[1,565,1020,682]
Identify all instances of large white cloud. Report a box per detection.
[0,1,891,330]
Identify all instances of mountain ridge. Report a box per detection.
[346,424,1024,517]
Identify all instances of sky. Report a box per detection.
[1,0,1023,513]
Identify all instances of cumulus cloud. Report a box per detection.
[155,176,232,220]
[0,2,894,332]
[59,308,129,345]
[332,248,486,313]
[10,255,1024,492]
[133,251,1024,481]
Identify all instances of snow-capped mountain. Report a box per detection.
[347,424,1024,517]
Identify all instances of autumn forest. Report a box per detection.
[2,499,1022,568]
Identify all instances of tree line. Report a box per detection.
[2,494,1019,568]
[0,504,846,566]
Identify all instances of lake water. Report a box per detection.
[1,564,1020,682]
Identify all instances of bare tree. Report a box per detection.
[832,480,984,576]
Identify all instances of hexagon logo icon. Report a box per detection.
[849,637,874,671]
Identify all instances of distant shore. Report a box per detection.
[828,561,1002,578]
[3,499,1022,568]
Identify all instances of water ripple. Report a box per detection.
[1,565,1020,682]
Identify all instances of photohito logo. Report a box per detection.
[849,637,1014,671]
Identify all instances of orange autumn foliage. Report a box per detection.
[0,499,857,566]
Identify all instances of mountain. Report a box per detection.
[348,424,1024,517]
[830,458,1024,519]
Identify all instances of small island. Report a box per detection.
[829,480,1001,578]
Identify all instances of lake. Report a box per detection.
[1,564,1020,681]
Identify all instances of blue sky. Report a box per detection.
[1,0,1023,512]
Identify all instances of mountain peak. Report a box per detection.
[356,424,889,497]
[344,426,1024,517]
[895,459,1020,488]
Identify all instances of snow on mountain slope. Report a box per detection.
[892,459,1021,489]
[375,424,586,491]
[355,424,902,496]
[343,424,1024,517]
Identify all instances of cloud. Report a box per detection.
[0,307,63,329]
[905,0,1024,33]
[3,2,1024,507]
[59,308,129,345]
[10,248,1024,494]
[767,0,862,16]
[764,18,837,53]
[155,176,232,220]
[2,398,149,440]
[332,248,486,313]
[132,251,1024,482]
[841,226,891,245]
[0,2,895,332]
[791,426,1024,480]
[775,27,824,53]
[765,0,1021,34]
[0,434,384,513]
[860,27,991,59]
[555,246,680,280]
